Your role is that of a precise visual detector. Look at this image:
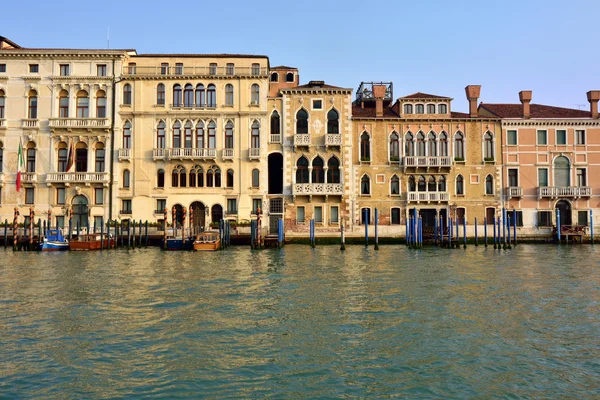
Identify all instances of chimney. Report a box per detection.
[373,85,386,117]
[519,90,532,119]
[587,90,600,119]
[465,85,481,118]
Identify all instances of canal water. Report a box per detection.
[1,245,599,398]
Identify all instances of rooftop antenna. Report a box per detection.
[576,104,586,110]
[107,26,110,49]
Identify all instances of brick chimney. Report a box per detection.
[587,90,599,119]
[465,85,481,118]
[373,85,387,117]
[519,90,532,119]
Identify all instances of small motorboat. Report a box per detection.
[193,231,221,251]
[165,236,194,250]
[41,229,69,251]
[69,234,115,250]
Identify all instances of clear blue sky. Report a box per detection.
[3,0,599,112]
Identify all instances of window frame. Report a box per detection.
[297,206,305,223]
[537,130,548,145]
[556,129,567,145]
[575,129,586,145]
[507,129,518,146]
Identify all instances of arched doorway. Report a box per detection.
[268,153,283,194]
[556,200,572,226]
[72,195,88,229]
[211,204,223,225]
[554,156,570,187]
[173,204,183,227]
[190,201,206,234]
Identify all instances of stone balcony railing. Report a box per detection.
[249,148,260,160]
[153,148,168,160]
[22,119,38,129]
[403,156,452,168]
[293,183,343,195]
[118,148,131,161]
[123,65,268,77]
[270,134,281,144]
[21,172,37,184]
[407,191,450,202]
[325,133,342,146]
[49,118,110,130]
[538,186,592,199]
[222,148,234,160]
[46,172,110,186]
[294,134,310,146]
[170,147,216,160]
[506,186,523,198]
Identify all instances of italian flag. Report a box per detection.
[16,138,24,192]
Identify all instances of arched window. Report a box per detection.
[96,90,106,118]
[196,121,204,148]
[207,84,216,107]
[405,132,414,157]
[270,72,279,82]
[251,120,260,149]
[327,109,339,134]
[456,174,464,195]
[74,142,86,172]
[327,157,340,183]
[172,121,181,148]
[554,156,571,186]
[428,131,437,156]
[438,104,447,114]
[180,166,187,187]
[296,156,309,183]
[173,84,182,106]
[389,131,399,161]
[25,144,36,172]
[415,104,424,114]
[184,121,193,148]
[484,132,494,160]
[123,84,132,105]
[156,121,166,148]
[195,84,205,107]
[361,175,370,195]
[95,144,105,172]
[408,176,416,191]
[418,175,426,192]
[226,169,234,188]
[172,165,186,188]
[190,165,200,187]
[427,176,436,192]
[123,169,130,188]
[225,121,234,149]
[296,108,308,134]
[438,176,446,192]
[57,142,68,172]
[184,84,194,107]
[286,72,294,82]
[427,104,436,114]
[360,132,370,161]
[0,89,5,119]
[157,83,165,105]
[439,132,448,157]
[58,89,69,117]
[76,90,89,118]
[416,131,426,157]
[123,121,132,148]
[157,169,165,188]
[197,166,204,187]
[214,167,221,187]
[206,168,213,187]
[251,84,260,104]
[391,175,400,195]
[225,84,234,106]
[271,111,280,135]
[312,156,324,183]
[207,121,216,148]
[404,104,413,114]
[454,132,465,160]
[485,174,494,194]
[252,168,260,187]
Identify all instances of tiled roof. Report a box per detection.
[271,65,297,69]
[135,53,268,58]
[294,82,344,89]
[479,103,592,118]
[351,104,400,118]
[400,92,451,100]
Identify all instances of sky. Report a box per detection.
[2,0,599,112]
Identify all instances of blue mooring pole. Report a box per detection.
[374,208,379,250]
[439,216,443,247]
[492,216,496,248]
[484,217,488,247]
[590,210,594,244]
[475,217,478,246]
[463,217,467,248]
[364,210,368,248]
[434,217,438,245]
[556,208,561,244]
[502,208,507,249]
[512,211,517,246]
[449,216,453,248]
[507,215,512,249]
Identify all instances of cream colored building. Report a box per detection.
[0,36,130,229]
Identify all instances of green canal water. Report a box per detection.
[1,245,599,398]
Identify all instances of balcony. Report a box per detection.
[22,119,38,129]
[407,191,449,203]
[21,172,37,184]
[170,147,216,160]
[120,209,132,215]
[403,156,452,168]
[46,172,110,186]
[293,183,343,196]
[270,134,281,144]
[294,134,310,146]
[538,186,592,199]
[118,148,131,161]
[153,148,167,160]
[249,148,260,160]
[506,186,523,198]
[170,103,216,110]
[123,65,268,77]
[222,148,234,160]
[325,133,342,146]
[49,118,110,131]
[0,118,6,129]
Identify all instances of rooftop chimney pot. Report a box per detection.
[465,85,481,118]
[587,90,600,119]
[519,90,532,119]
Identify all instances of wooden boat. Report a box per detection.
[41,229,69,251]
[193,231,221,251]
[69,234,115,251]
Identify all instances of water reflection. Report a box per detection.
[0,245,599,398]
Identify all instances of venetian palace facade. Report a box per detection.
[1,36,599,237]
